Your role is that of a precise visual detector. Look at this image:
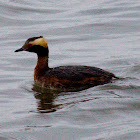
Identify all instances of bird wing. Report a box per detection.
[45,66,114,81]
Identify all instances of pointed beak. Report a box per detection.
[15,42,31,53]
[15,43,28,52]
[15,47,24,52]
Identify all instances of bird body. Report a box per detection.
[15,36,118,92]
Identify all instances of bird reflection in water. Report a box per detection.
[32,84,61,113]
[32,84,93,113]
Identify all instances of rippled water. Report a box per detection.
[0,0,140,139]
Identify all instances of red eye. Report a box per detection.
[28,43,33,48]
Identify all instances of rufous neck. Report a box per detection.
[36,55,49,71]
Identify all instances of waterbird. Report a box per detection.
[15,36,118,92]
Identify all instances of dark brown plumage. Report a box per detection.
[15,36,118,92]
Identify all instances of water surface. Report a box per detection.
[0,0,140,139]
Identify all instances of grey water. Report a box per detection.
[0,0,140,140]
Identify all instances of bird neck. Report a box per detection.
[34,55,49,79]
[36,55,49,69]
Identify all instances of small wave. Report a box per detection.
[100,83,140,90]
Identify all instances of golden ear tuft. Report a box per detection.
[30,37,48,48]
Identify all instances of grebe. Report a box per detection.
[15,36,118,92]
